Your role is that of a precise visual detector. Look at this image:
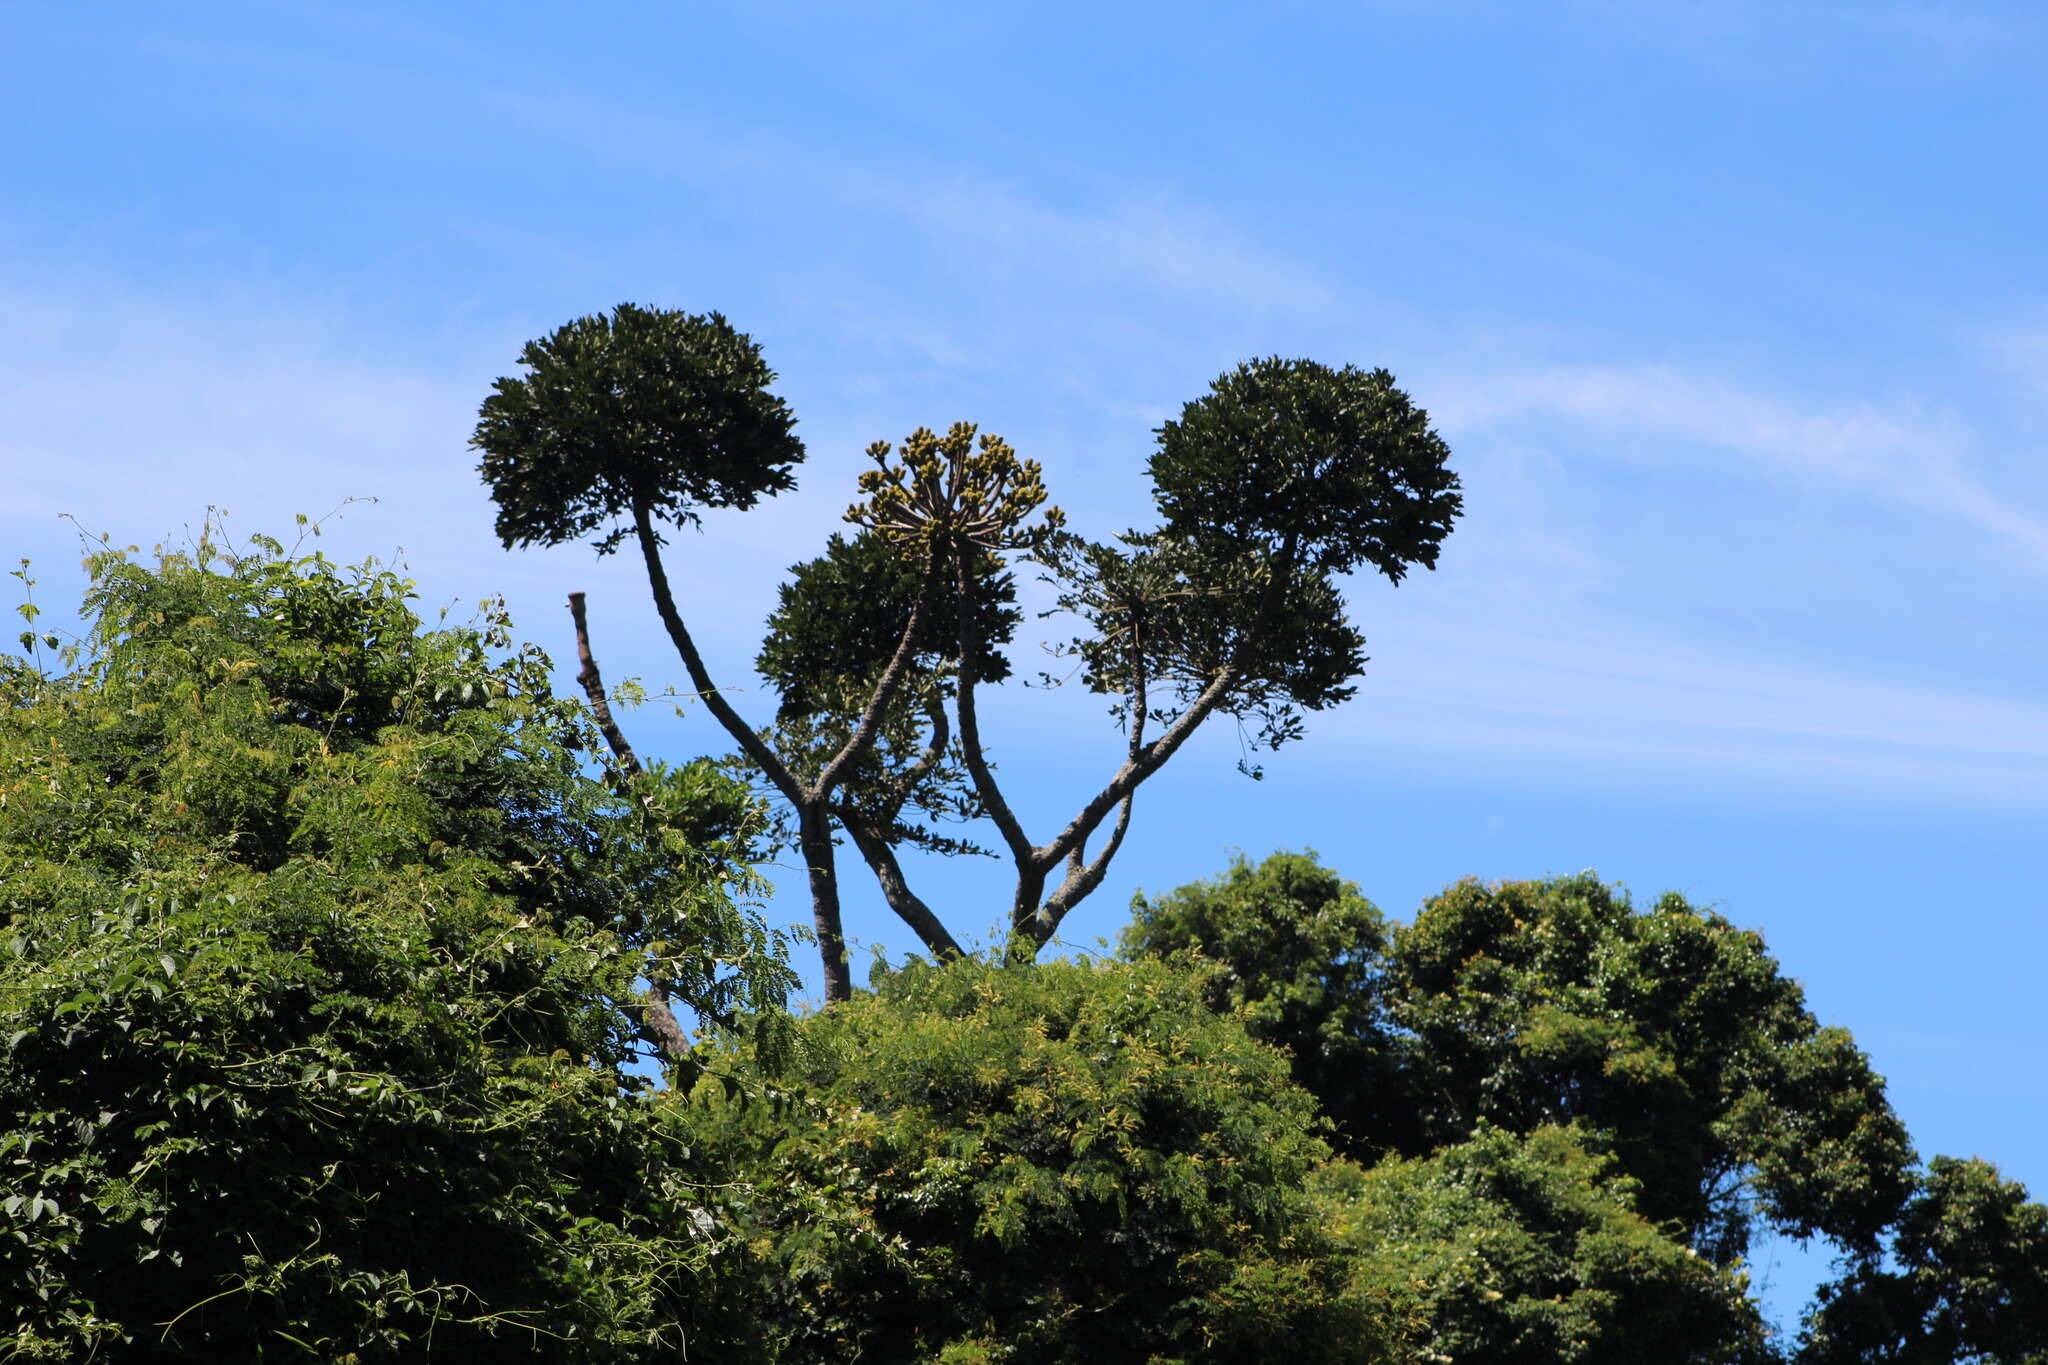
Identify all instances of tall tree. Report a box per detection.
[475,307,1462,998]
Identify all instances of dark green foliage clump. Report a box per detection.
[754,531,1021,857]
[1319,1125,1775,1364]
[1132,858,1915,1264]
[1390,874,1914,1261]
[1149,358,1462,580]
[1801,1155,2048,1364]
[0,535,792,1360]
[687,955,1386,1364]
[476,304,804,552]
[1119,852,2048,1363]
[757,531,1018,723]
[1123,851,1404,1156]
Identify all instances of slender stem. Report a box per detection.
[881,690,952,822]
[1033,660,1235,873]
[632,504,862,1000]
[952,553,1036,865]
[835,689,966,959]
[837,804,966,960]
[1035,791,1135,944]
[798,804,853,1003]
[566,592,645,779]
[624,981,695,1064]
[1028,614,1149,942]
[812,552,943,802]
[568,592,705,1047]
[631,503,804,805]
[1034,536,1300,881]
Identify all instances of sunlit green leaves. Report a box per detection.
[0,533,794,1359]
[1320,1125,1775,1364]
[685,955,1374,1363]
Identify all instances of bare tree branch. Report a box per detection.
[1035,536,1299,873]
[632,503,862,1002]
[624,980,694,1065]
[566,591,645,779]
[1034,790,1135,943]
[952,554,1036,865]
[883,690,953,821]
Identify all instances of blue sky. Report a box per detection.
[6,0,2045,1324]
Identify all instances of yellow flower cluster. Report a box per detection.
[846,421,1064,556]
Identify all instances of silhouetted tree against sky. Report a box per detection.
[475,304,1462,999]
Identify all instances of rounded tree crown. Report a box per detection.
[1149,358,1462,581]
[474,304,804,551]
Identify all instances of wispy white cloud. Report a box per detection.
[1435,363,2048,567]
[454,77,1346,334]
[887,183,1338,320]
[11,83,2043,816]
[0,273,905,677]
[1866,0,2043,48]
[1581,0,2042,49]
[1337,613,2048,807]
[1,281,466,530]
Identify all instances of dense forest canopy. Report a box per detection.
[4,436,2044,1356]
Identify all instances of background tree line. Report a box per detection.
[3,307,2043,1360]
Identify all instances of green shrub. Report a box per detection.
[0,533,790,1360]
[686,954,1393,1363]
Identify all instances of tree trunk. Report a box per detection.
[799,803,853,1003]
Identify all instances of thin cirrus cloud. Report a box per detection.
[0,282,473,528]
[10,132,2043,819]
[1337,354,2048,809]
[1434,362,2048,569]
[1342,613,2048,809]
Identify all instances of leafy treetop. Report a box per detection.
[1125,855,1917,1266]
[1150,358,1461,579]
[477,304,804,553]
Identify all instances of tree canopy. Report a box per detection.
[477,304,804,552]
[1318,1124,1775,1364]
[1126,856,1916,1263]
[7,532,2046,1359]
[681,954,1380,1364]
[11,299,2042,1360]
[1123,850,2048,1364]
